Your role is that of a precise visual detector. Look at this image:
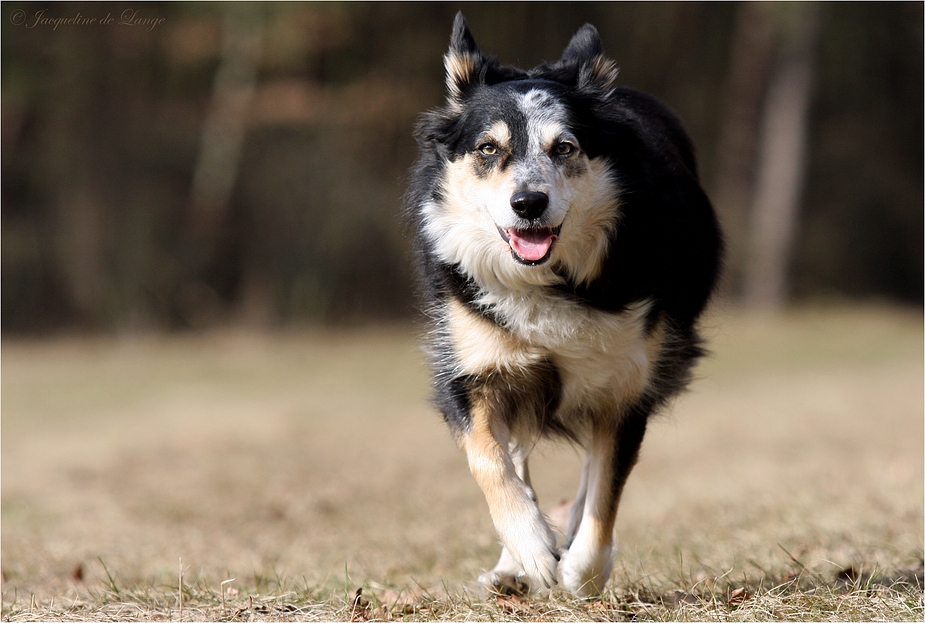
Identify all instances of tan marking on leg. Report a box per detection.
[463,401,513,498]
[585,426,619,547]
[462,397,559,590]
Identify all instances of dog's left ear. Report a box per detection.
[558,24,619,91]
[559,24,603,63]
[444,12,486,100]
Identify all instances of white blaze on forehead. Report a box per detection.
[519,89,570,152]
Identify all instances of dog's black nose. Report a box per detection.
[510,191,549,221]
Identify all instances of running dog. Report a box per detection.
[405,13,722,597]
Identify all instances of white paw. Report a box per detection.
[517,544,559,591]
[478,547,528,595]
[497,510,560,590]
[478,570,529,596]
[559,541,614,597]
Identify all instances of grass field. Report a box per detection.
[2,305,923,621]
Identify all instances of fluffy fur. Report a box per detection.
[405,13,723,597]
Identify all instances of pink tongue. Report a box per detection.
[507,229,557,262]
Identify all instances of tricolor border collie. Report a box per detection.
[405,13,722,597]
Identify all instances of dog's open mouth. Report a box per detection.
[498,225,561,265]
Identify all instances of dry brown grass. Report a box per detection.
[2,305,923,621]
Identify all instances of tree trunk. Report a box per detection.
[179,5,263,326]
[743,5,820,310]
[189,6,262,231]
[709,3,776,298]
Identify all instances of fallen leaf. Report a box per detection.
[496,592,532,614]
[350,588,372,622]
[728,587,751,605]
[371,604,391,621]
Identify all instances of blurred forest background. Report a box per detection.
[2,1,922,334]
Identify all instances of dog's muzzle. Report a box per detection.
[499,191,559,265]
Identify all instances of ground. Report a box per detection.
[1,305,922,621]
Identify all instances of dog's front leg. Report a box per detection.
[478,443,542,594]
[463,403,559,591]
[559,409,648,597]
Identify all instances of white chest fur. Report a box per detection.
[446,289,662,419]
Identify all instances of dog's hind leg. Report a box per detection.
[565,454,590,548]
[559,407,649,597]
[464,406,559,592]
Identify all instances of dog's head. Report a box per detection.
[415,13,623,291]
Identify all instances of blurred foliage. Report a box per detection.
[2,2,922,333]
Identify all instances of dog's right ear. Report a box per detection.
[444,12,485,100]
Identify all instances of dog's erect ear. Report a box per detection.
[444,12,485,100]
[449,11,480,58]
[559,24,619,91]
[559,24,603,64]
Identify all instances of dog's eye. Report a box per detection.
[477,143,499,156]
[555,142,576,156]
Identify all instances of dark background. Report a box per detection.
[3,2,922,333]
